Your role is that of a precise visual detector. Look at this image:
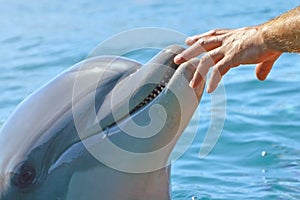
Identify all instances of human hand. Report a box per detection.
[174,27,282,93]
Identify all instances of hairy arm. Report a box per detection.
[174,6,300,93]
[262,6,300,53]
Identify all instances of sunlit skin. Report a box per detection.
[174,6,300,93]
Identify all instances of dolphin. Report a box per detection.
[0,45,205,200]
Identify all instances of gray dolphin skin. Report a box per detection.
[0,45,205,200]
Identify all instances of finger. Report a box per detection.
[255,53,281,81]
[207,58,232,93]
[189,49,224,88]
[255,62,274,81]
[185,30,217,46]
[174,37,222,64]
[185,29,231,46]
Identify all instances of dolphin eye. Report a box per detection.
[13,164,36,189]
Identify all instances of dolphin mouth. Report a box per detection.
[49,47,184,171]
[99,45,186,129]
[49,45,204,172]
[129,63,176,114]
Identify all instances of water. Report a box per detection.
[1,0,300,199]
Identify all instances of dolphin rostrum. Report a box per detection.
[0,45,205,200]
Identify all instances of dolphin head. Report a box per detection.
[0,45,205,200]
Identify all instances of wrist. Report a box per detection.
[258,24,283,53]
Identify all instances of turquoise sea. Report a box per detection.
[1,0,300,199]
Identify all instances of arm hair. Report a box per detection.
[261,6,300,53]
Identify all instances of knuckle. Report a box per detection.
[227,56,237,67]
[202,53,211,60]
[195,66,206,78]
[208,29,217,35]
[200,54,211,65]
[208,49,218,57]
[219,65,228,74]
[212,67,221,76]
[196,39,205,47]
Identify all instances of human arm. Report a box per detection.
[174,6,300,93]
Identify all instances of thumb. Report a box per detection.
[255,53,281,81]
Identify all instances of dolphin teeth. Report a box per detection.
[130,68,175,115]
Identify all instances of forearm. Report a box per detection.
[260,6,300,53]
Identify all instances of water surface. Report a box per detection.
[1,0,300,199]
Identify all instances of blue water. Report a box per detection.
[1,0,300,199]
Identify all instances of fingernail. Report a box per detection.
[185,37,193,44]
[189,79,195,88]
[206,87,211,93]
[174,55,182,63]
